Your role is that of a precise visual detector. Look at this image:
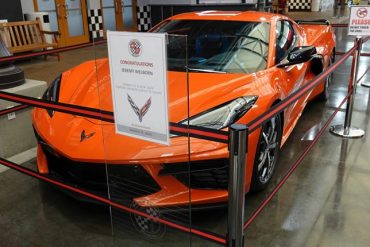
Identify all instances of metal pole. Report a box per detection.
[227,124,248,247]
[343,38,361,132]
[330,37,365,138]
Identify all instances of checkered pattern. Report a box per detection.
[134,207,160,231]
[137,5,151,32]
[289,0,311,11]
[88,9,104,39]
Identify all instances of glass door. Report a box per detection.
[121,0,137,31]
[35,0,59,32]
[101,0,137,31]
[102,0,119,31]
[36,0,89,47]
[57,0,90,46]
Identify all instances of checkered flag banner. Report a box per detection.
[137,5,151,32]
[88,9,104,39]
[289,0,312,11]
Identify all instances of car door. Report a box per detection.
[276,20,310,134]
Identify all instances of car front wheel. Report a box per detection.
[250,113,282,192]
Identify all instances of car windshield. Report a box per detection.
[152,20,270,74]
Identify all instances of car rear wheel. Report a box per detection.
[318,50,335,101]
[250,113,282,192]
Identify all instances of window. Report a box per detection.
[275,21,298,64]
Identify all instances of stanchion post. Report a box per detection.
[227,124,248,247]
[330,37,365,138]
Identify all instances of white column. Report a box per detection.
[311,0,321,11]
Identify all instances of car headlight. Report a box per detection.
[42,75,62,117]
[180,96,258,130]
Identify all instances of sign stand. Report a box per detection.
[348,6,370,36]
[330,5,369,138]
[330,38,365,138]
[107,31,170,145]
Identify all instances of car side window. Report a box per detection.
[275,21,298,64]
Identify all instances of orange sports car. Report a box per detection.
[32,11,335,208]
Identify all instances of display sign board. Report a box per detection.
[348,6,370,36]
[107,31,169,145]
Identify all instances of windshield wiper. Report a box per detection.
[187,68,226,74]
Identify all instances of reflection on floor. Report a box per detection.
[1,26,370,247]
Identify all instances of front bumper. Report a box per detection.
[34,128,229,208]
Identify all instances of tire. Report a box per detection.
[250,113,282,192]
[318,50,335,101]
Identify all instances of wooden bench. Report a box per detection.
[0,18,60,60]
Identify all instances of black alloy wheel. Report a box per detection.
[250,113,282,192]
[319,50,335,101]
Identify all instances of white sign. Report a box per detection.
[107,31,169,145]
[348,6,370,36]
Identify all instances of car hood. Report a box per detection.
[59,58,260,123]
[34,58,266,163]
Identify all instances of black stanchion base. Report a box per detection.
[0,65,25,89]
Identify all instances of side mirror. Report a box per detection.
[277,46,317,68]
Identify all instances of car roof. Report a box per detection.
[169,11,284,22]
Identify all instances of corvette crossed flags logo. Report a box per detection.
[80,130,96,142]
[127,94,152,123]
